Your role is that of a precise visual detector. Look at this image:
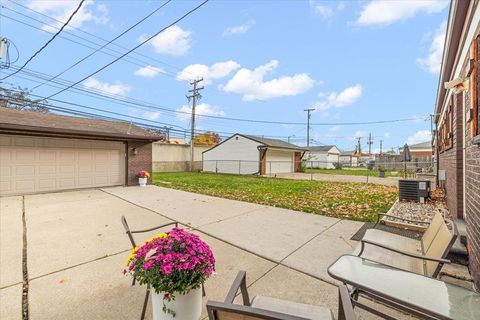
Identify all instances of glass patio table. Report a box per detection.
[328,255,480,320]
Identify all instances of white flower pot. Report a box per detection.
[152,287,202,320]
[139,177,147,187]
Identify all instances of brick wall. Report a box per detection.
[126,141,153,186]
[438,94,464,219]
[294,152,302,172]
[465,89,480,289]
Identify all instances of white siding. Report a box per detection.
[305,151,329,168]
[202,135,260,174]
[265,149,294,174]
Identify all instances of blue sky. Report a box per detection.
[0,0,449,152]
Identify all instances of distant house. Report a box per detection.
[339,151,360,167]
[304,145,340,169]
[202,134,305,175]
[400,141,433,157]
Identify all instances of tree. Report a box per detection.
[0,86,49,112]
[193,131,221,146]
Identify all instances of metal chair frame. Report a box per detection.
[121,216,178,320]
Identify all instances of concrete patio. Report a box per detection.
[1,185,400,319]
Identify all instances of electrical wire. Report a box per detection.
[0,12,180,79]
[30,0,172,91]
[8,64,431,127]
[1,0,85,80]
[6,0,196,78]
[37,0,209,102]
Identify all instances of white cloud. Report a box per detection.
[28,0,109,31]
[176,103,225,122]
[176,61,240,84]
[309,0,334,18]
[384,132,391,139]
[417,21,447,74]
[357,0,448,26]
[221,60,314,101]
[144,25,191,56]
[134,65,164,78]
[223,20,255,36]
[144,111,161,121]
[315,84,363,111]
[83,78,130,96]
[406,130,432,145]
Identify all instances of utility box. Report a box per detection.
[399,179,431,202]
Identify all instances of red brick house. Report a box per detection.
[0,108,163,195]
[434,0,480,289]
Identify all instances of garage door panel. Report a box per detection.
[0,180,12,193]
[38,179,56,190]
[15,180,35,193]
[1,135,125,195]
[78,177,93,187]
[38,165,56,175]
[39,150,56,162]
[14,137,36,147]
[16,150,35,162]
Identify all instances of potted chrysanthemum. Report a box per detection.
[125,228,215,320]
[136,170,150,187]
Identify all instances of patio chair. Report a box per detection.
[121,216,179,320]
[206,271,356,320]
[354,212,457,278]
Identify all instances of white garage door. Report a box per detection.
[0,135,125,196]
[266,149,294,174]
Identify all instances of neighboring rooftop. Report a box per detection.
[0,107,164,141]
[306,145,337,152]
[340,150,358,156]
[242,134,305,150]
[409,141,433,149]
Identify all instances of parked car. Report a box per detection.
[364,159,375,170]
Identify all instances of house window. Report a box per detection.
[439,97,454,153]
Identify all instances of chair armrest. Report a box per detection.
[358,239,451,264]
[225,271,251,306]
[376,213,430,226]
[338,285,356,320]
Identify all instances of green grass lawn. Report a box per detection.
[304,168,399,177]
[153,172,398,222]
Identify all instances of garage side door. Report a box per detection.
[0,135,125,196]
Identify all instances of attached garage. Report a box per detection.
[202,134,305,175]
[0,108,162,196]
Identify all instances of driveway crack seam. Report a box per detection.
[21,196,29,320]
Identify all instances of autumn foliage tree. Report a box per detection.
[193,131,221,146]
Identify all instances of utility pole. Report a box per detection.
[304,108,315,147]
[367,133,373,155]
[356,137,362,154]
[379,139,383,155]
[186,78,204,171]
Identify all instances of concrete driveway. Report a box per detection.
[1,185,368,320]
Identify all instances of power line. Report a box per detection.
[30,0,172,91]
[37,0,209,102]
[7,65,432,127]
[5,0,194,77]
[1,0,86,80]
[0,11,179,80]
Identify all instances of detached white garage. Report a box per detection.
[0,108,162,196]
[202,134,305,175]
[304,145,341,169]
